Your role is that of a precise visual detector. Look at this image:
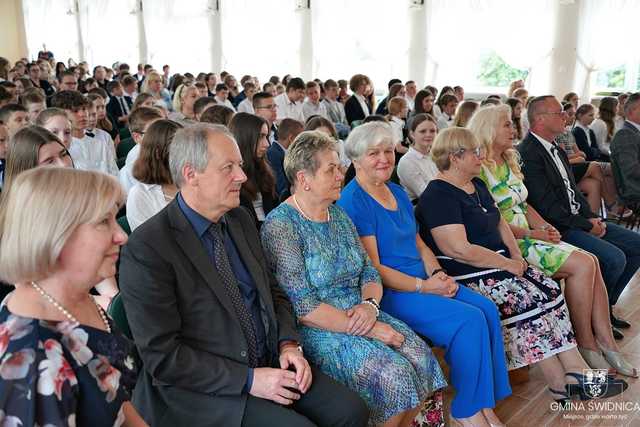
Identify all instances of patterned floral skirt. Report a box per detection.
[447,263,577,370]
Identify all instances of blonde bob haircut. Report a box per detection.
[467,104,523,180]
[431,127,481,172]
[0,168,124,284]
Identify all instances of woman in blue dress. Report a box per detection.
[261,131,447,427]
[0,168,143,426]
[337,122,511,427]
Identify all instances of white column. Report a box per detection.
[209,0,222,72]
[137,0,148,64]
[549,0,580,97]
[74,0,85,62]
[407,1,427,87]
[296,1,312,80]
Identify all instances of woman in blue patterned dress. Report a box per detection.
[261,131,446,427]
[0,168,144,427]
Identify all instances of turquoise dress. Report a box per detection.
[261,203,446,426]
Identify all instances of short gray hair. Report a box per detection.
[344,121,394,161]
[169,123,236,188]
[526,95,555,126]
[284,130,338,185]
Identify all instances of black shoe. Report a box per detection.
[612,327,624,340]
[565,372,628,401]
[611,313,631,329]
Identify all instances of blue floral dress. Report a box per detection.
[0,299,138,427]
[261,203,446,426]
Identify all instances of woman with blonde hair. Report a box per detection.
[141,71,172,111]
[169,84,198,124]
[0,167,146,426]
[469,105,636,377]
[452,100,479,128]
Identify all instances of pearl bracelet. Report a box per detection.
[362,300,380,318]
[415,277,423,293]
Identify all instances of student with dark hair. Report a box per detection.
[127,119,183,230]
[0,104,28,136]
[199,104,235,126]
[408,89,436,128]
[106,80,133,129]
[591,97,618,157]
[0,87,13,108]
[21,90,46,124]
[121,75,138,100]
[229,112,278,228]
[266,118,304,198]
[58,70,79,91]
[254,91,279,144]
[506,97,524,141]
[237,81,257,114]
[436,94,459,129]
[93,65,108,90]
[213,83,235,111]
[204,72,219,97]
[0,81,18,104]
[193,96,216,121]
[26,62,55,97]
[51,90,117,176]
[87,92,117,141]
[375,78,402,115]
[274,77,305,122]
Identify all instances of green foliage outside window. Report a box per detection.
[596,65,625,89]
[477,51,528,88]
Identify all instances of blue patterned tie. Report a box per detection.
[208,223,258,367]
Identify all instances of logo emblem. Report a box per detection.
[582,369,609,399]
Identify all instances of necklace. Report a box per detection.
[31,281,111,333]
[292,194,330,222]
[474,191,488,213]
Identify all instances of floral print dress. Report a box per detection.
[261,203,446,426]
[480,162,578,276]
[0,300,138,427]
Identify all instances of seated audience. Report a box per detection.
[122,75,138,100]
[267,118,304,198]
[118,107,163,194]
[127,119,183,230]
[345,74,373,126]
[302,81,328,121]
[590,97,618,157]
[88,91,118,140]
[518,95,640,339]
[404,80,417,110]
[193,96,217,121]
[337,122,510,426]
[21,89,46,123]
[454,85,465,102]
[194,81,208,98]
[237,81,257,114]
[200,104,235,126]
[169,84,199,124]
[141,71,172,111]
[229,112,278,228]
[204,72,218,96]
[262,130,447,427]
[213,83,236,111]
[51,90,117,176]
[562,92,579,109]
[397,114,439,201]
[34,107,72,149]
[253,91,279,144]
[573,103,603,161]
[470,105,636,376]
[0,167,144,426]
[417,126,627,402]
[275,77,306,122]
[119,123,369,426]
[452,100,478,128]
[224,74,240,107]
[58,69,79,91]
[611,92,640,202]
[27,61,55,97]
[408,89,436,127]
[322,79,350,138]
[106,80,132,129]
[375,79,402,115]
[0,81,19,104]
[436,94,459,130]
[131,92,155,110]
[505,97,524,142]
[0,104,28,136]
[386,96,409,156]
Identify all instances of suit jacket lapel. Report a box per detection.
[167,200,237,317]
[529,134,563,185]
[624,121,640,135]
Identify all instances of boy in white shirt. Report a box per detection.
[302,80,328,121]
[237,81,256,114]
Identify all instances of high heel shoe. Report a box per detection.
[579,347,615,373]
[600,348,639,378]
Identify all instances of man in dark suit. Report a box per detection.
[518,95,640,333]
[119,124,368,427]
[106,80,132,129]
[611,92,640,202]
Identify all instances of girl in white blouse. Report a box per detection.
[397,113,439,201]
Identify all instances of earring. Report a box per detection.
[304,186,310,191]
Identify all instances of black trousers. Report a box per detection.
[241,365,369,427]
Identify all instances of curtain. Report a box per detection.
[426,0,554,92]
[78,0,139,69]
[311,0,410,91]
[575,0,640,100]
[142,0,211,74]
[22,0,80,63]
[219,0,298,82]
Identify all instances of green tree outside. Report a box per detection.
[477,51,528,88]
